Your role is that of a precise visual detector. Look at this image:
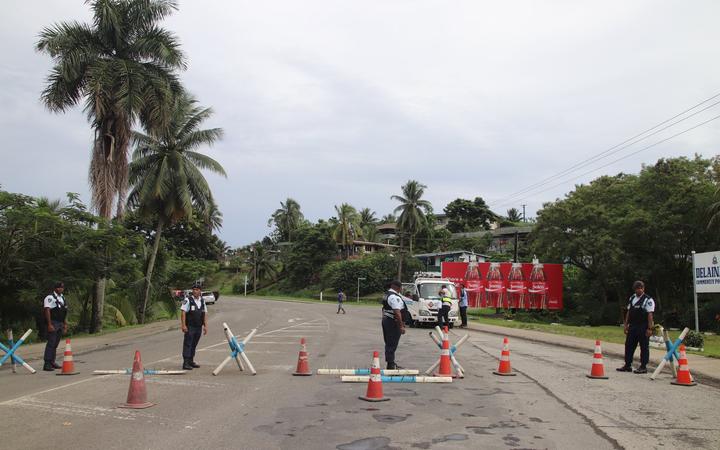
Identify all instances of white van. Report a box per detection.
[401,278,461,327]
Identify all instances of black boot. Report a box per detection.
[190,361,200,368]
[182,359,193,370]
[43,363,55,371]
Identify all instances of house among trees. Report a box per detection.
[413,250,488,271]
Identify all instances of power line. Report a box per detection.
[491,113,720,209]
[490,92,720,208]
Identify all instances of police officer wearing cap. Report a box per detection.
[437,284,452,329]
[180,283,208,370]
[382,280,407,370]
[43,282,68,371]
[617,280,655,374]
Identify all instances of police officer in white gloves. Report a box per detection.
[43,281,68,371]
[180,283,208,370]
[617,280,655,374]
[382,280,406,370]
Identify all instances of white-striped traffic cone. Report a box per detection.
[586,340,608,379]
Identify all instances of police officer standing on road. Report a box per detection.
[180,283,208,370]
[438,284,452,329]
[617,280,655,374]
[382,280,406,370]
[458,283,469,328]
[337,288,346,314]
[43,281,68,371]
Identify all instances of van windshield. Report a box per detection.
[418,284,457,299]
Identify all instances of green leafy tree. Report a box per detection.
[531,156,720,327]
[444,197,496,233]
[268,198,304,242]
[392,180,433,254]
[285,223,338,288]
[248,245,278,291]
[128,94,225,323]
[37,0,186,332]
[359,208,378,242]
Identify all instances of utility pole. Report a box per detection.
[513,231,519,263]
[251,246,257,293]
[521,204,526,223]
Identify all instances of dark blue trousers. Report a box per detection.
[44,320,64,363]
[625,324,650,367]
[382,317,401,368]
[182,326,202,361]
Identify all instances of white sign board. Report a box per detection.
[694,251,720,293]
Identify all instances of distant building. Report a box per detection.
[451,225,533,253]
[376,222,397,243]
[350,240,398,254]
[413,250,488,271]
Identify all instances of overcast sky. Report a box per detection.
[1,0,719,247]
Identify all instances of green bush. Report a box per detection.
[684,330,705,348]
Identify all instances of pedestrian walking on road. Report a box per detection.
[337,289,346,314]
[617,280,655,374]
[42,281,68,371]
[382,280,406,370]
[180,283,208,370]
[458,283,469,328]
[438,284,452,329]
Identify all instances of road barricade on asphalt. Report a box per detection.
[292,338,312,376]
[343,375,453,383]
[671,345,697,387]
[425,326,467,378]
[0,329,35,374]
[94,369,185,375]
[651,327,689,381]
[359,351,389,402]
[56,339,79,376]
[213,323,257,376]
[119,350,155,409]
[318,368,419,376]
[587,340,609,379]
[493,337,516,376]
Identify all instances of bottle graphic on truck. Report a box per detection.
[528,262,548,309]
[486,263,504,309]
[507,262,526,309]
[463,258,483,308]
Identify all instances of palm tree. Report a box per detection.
[506,207,523,223]
[392,180,433,254]
[333,203,361,258]
[248,245,278,292]
[380,214,396,224]
[268,198,304,242]
[359,207,378,242]
[127,93,225,323]
[37,0,186,332]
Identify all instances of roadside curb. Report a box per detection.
[465,321,720,388]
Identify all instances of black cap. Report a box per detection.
[192,282,202,289]
[54,281,64,289]
[390,280,402,289]
[633,280,644,289]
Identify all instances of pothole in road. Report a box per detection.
[372,413,411,424]
[336,436,396,450]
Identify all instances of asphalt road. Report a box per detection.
[1,296,718,449]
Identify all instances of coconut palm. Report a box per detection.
[128,93,225,323]
[333,203,361,258]
[248,245,278,292]
[37,0,186,332]
[358,208,378,243]
[709,187,720,229]
[392,180,433,254]
[268,198,304,242]
[506,207,523,223]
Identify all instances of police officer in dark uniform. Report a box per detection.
[382,280,406,370]
[42,282,68,371]
[180,283,208,370]
[437,285,452,329]
[617,280,655,374]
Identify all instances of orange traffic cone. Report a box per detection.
[119,350,155,409]
[671,345,696,387]
[292,338,312,376]
[56,339,79,376]
[586,340,608,379]
[359,351,389,402]
[434,326,455,377]
[493,337,516,376]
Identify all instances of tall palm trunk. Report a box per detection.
[397,235,404,282]
[140,218,165,324]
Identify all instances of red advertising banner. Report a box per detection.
[441,261,563,310]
